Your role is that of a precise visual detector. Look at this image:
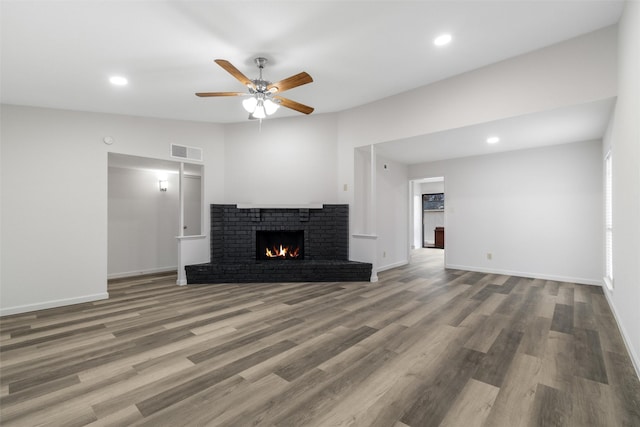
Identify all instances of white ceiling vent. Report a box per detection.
[171,144,202,162]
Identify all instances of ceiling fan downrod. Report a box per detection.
[252,57,269,93]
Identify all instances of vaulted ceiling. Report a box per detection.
[1,1,623,125]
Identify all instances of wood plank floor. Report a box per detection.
[1,249,639,426]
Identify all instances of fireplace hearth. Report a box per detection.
[185,204,372,283]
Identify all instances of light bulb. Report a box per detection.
[253,101,266,119]
[242,97,258,113]
[109,76,128,86]
[264,99,280,115]
[433,34,452,46]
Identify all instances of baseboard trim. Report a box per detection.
[602,285,640,380]
[377,260,409,273]
[107,266,177,280]
[445,264,601,286]
[0,292,109,317]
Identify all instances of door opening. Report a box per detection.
[410,177,445,267]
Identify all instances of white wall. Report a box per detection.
[353,145,374,235]
[421,182,445,195]
[423,212,445,246]
[602,1,640,375]
[337,26,617,149]
[412,184,422,250]
[338,27,617,268]
[0,105,224,315]
[376,155,409,271]
[409,140,603,285]
[108,166,179,278]
[223,114,339,205]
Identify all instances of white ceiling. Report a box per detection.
[1,1,623,125]
[375,98,616,165]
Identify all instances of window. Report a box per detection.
[423,193,445,211]
[604,151,613,290]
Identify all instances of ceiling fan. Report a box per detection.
[196,57,314,120]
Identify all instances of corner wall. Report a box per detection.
[409,140,603,285]
[338,26,617,273]
[107,166,180,278]
[376,155,409,271]
[0,105,224,315]
[602,0,640,375]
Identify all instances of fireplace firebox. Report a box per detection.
[256,230,304,260]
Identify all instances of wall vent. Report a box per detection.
[171,144,203,161]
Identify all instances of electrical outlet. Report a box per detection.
[487,252,492,260]
[343,183,348,191]
[383,251,386,258]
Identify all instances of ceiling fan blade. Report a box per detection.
[274,96,314,115]
[195,92,246,97]
[214,59,254,88]
[267,72,313,93]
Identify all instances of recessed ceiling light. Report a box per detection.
[486,136,500,144]
[433,34,452,47]
[109,76,128,86]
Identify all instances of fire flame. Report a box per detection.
[265,244,300,259]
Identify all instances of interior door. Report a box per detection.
[183,174,202,236]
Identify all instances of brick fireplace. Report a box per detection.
[185,204,372,283]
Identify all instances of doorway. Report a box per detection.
[410,176,445,266]
[107,153,203,279]
[422,192,445,248]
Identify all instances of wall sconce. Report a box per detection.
[159,180,168,192]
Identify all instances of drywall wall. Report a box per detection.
[376,155,409,271]
[411,184,422,250]
[353,145,374,235]
[338,27,617,270]
[423,212,445,246]
[107,166,179,278]
[602,1,640,375]
[223,114,339,205]
[337,26,617,216]
[421,182,445,195]
[338,26,617,148]
[0,105,224,315]
[409,140,603,285]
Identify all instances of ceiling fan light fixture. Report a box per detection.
[264,99,280,115]
[242,96,258,113]
[253,101,266,119]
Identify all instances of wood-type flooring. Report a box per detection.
[1,249,639,426]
